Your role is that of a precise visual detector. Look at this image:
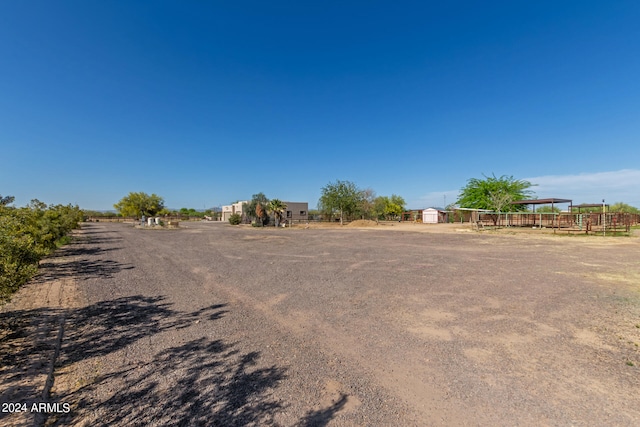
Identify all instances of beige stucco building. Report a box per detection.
[221,201,248,222]
[221,200,308,223]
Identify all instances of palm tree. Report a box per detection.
[268,199,287,227]
[255,203,266,226]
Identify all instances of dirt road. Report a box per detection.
[2,222,639,426]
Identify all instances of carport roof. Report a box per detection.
[572,203,609,208]
[512,198,572,205]
[452,207,493,211]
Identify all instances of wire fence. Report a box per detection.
[475,212,640,234]
[85,212,639,235]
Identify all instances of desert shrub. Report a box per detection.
[0,214,40,300]
[228,213,242,225]
[0,200,83,301]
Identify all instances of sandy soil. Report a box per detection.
[0,229,85,427]
[1,222,639,426]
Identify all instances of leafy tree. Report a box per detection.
[245,193,269,224]
[0,194,15,206]
[268,199,287,227]
[177,207,206,218]
[373,196,387,220]
[307,209,321,220]
[572,203,640,214]
[457,174,535,212]
[388,194,406,218]
[319,180,361,225]
[372,195,406,220]
[114,192,164,217]
[358,188,376,220]
[488,190,513,214]
[609,202,640,214]
[574,206,606,214]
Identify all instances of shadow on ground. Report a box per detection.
[1,223,348,426]
[36,225,132,281]
[1,296,347,426]
[50,296,291,426]
[37,258,133,281]
[297,394,349,427]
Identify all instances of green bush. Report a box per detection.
[0,214,40,300]
[0,200,83,302]
[228,213,242,225]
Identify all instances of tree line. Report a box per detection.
[211,183,408,226]
[0,195,83,301]
[224,183,407,226]
[109,192,219,219]
[111,176,638,228]
[318,180,406,224]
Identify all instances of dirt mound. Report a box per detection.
[347,220,379,227]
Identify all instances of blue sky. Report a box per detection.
[1,1,639,210]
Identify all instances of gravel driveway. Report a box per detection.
[2,221,639,426]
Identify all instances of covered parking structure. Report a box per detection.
[451,207,492,223]
[568,203,639,234]
[471,197,639,233]
[571,203,608,213]
[479,199,639,232]
[511,198,573,213]
[477,198,573,228]
[511,198,572,228]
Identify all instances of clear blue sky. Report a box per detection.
[2,1,639,210]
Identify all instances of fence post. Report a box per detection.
[602,199,606,237]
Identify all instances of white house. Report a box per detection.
[221,201,248,222]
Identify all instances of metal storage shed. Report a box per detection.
[422,208,439,224]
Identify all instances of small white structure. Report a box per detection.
[422,208,439,224]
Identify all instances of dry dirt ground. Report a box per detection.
[1,221,639,426]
